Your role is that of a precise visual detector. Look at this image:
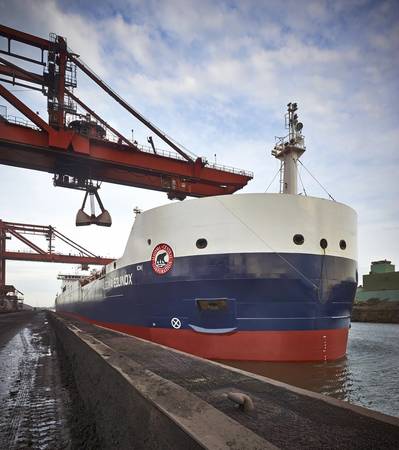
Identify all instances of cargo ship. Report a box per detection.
[56,104,358,361]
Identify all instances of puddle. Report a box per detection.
[0,329,38,403]
[0,313,98,449]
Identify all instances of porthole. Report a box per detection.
[147,238,152,245]
[293,234,304,245]
[320,238,328,249]
[196,238,208,249]
[340,240,347,250]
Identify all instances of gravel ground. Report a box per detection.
[0,311,100,449]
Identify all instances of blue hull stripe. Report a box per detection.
[56,252,357,332]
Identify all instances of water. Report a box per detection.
[225,323,399,418]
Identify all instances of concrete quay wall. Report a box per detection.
[49,313,399,450]
[49,313,273,450]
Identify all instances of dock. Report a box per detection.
[1,311,398,449]
[47,314,399,448]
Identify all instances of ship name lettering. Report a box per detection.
[105,273,133,289]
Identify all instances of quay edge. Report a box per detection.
[50,312,399,450]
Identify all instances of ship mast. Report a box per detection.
[272,103,305,194]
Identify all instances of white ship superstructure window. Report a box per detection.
[340,240,347,250]
[293,234,304,245]
[320,238,328,249]
[147,239,151,245]
[196,238,208,249]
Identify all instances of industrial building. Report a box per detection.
[356,260,399,302]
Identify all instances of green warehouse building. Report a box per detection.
[356,260,399,302]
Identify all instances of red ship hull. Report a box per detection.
[60,312,349,361]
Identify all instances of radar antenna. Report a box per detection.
[271,103,306,194]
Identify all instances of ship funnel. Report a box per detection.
[76,187,112,227]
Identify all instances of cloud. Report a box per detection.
[0,0,398,305]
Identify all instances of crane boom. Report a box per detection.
[0,24,253,202]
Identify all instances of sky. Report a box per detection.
[0,0,398,307]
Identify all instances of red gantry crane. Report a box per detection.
[0,24,253,226]
[0,219,114,311]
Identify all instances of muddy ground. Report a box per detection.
[0,311,100,449]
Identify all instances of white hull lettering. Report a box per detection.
[105,273,133,290]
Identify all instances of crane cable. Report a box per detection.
[297,159,308,196]
[68,49,198,161]
[264,166,281,193]
[216,197,319,291]
[297,159,335,201]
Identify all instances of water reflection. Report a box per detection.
[223,357,352,401]
[221,323,399,417]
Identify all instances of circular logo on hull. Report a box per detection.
[151,243,174,275]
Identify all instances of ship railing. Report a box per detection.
[1,110,253,177]
[106,135,253,176]
[205,162,253,177]
[10,249,91,259]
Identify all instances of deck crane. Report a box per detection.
[0,24,253,226]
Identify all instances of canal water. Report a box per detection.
[225,322,399,418]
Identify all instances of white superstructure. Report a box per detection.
[113,193,357,271]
